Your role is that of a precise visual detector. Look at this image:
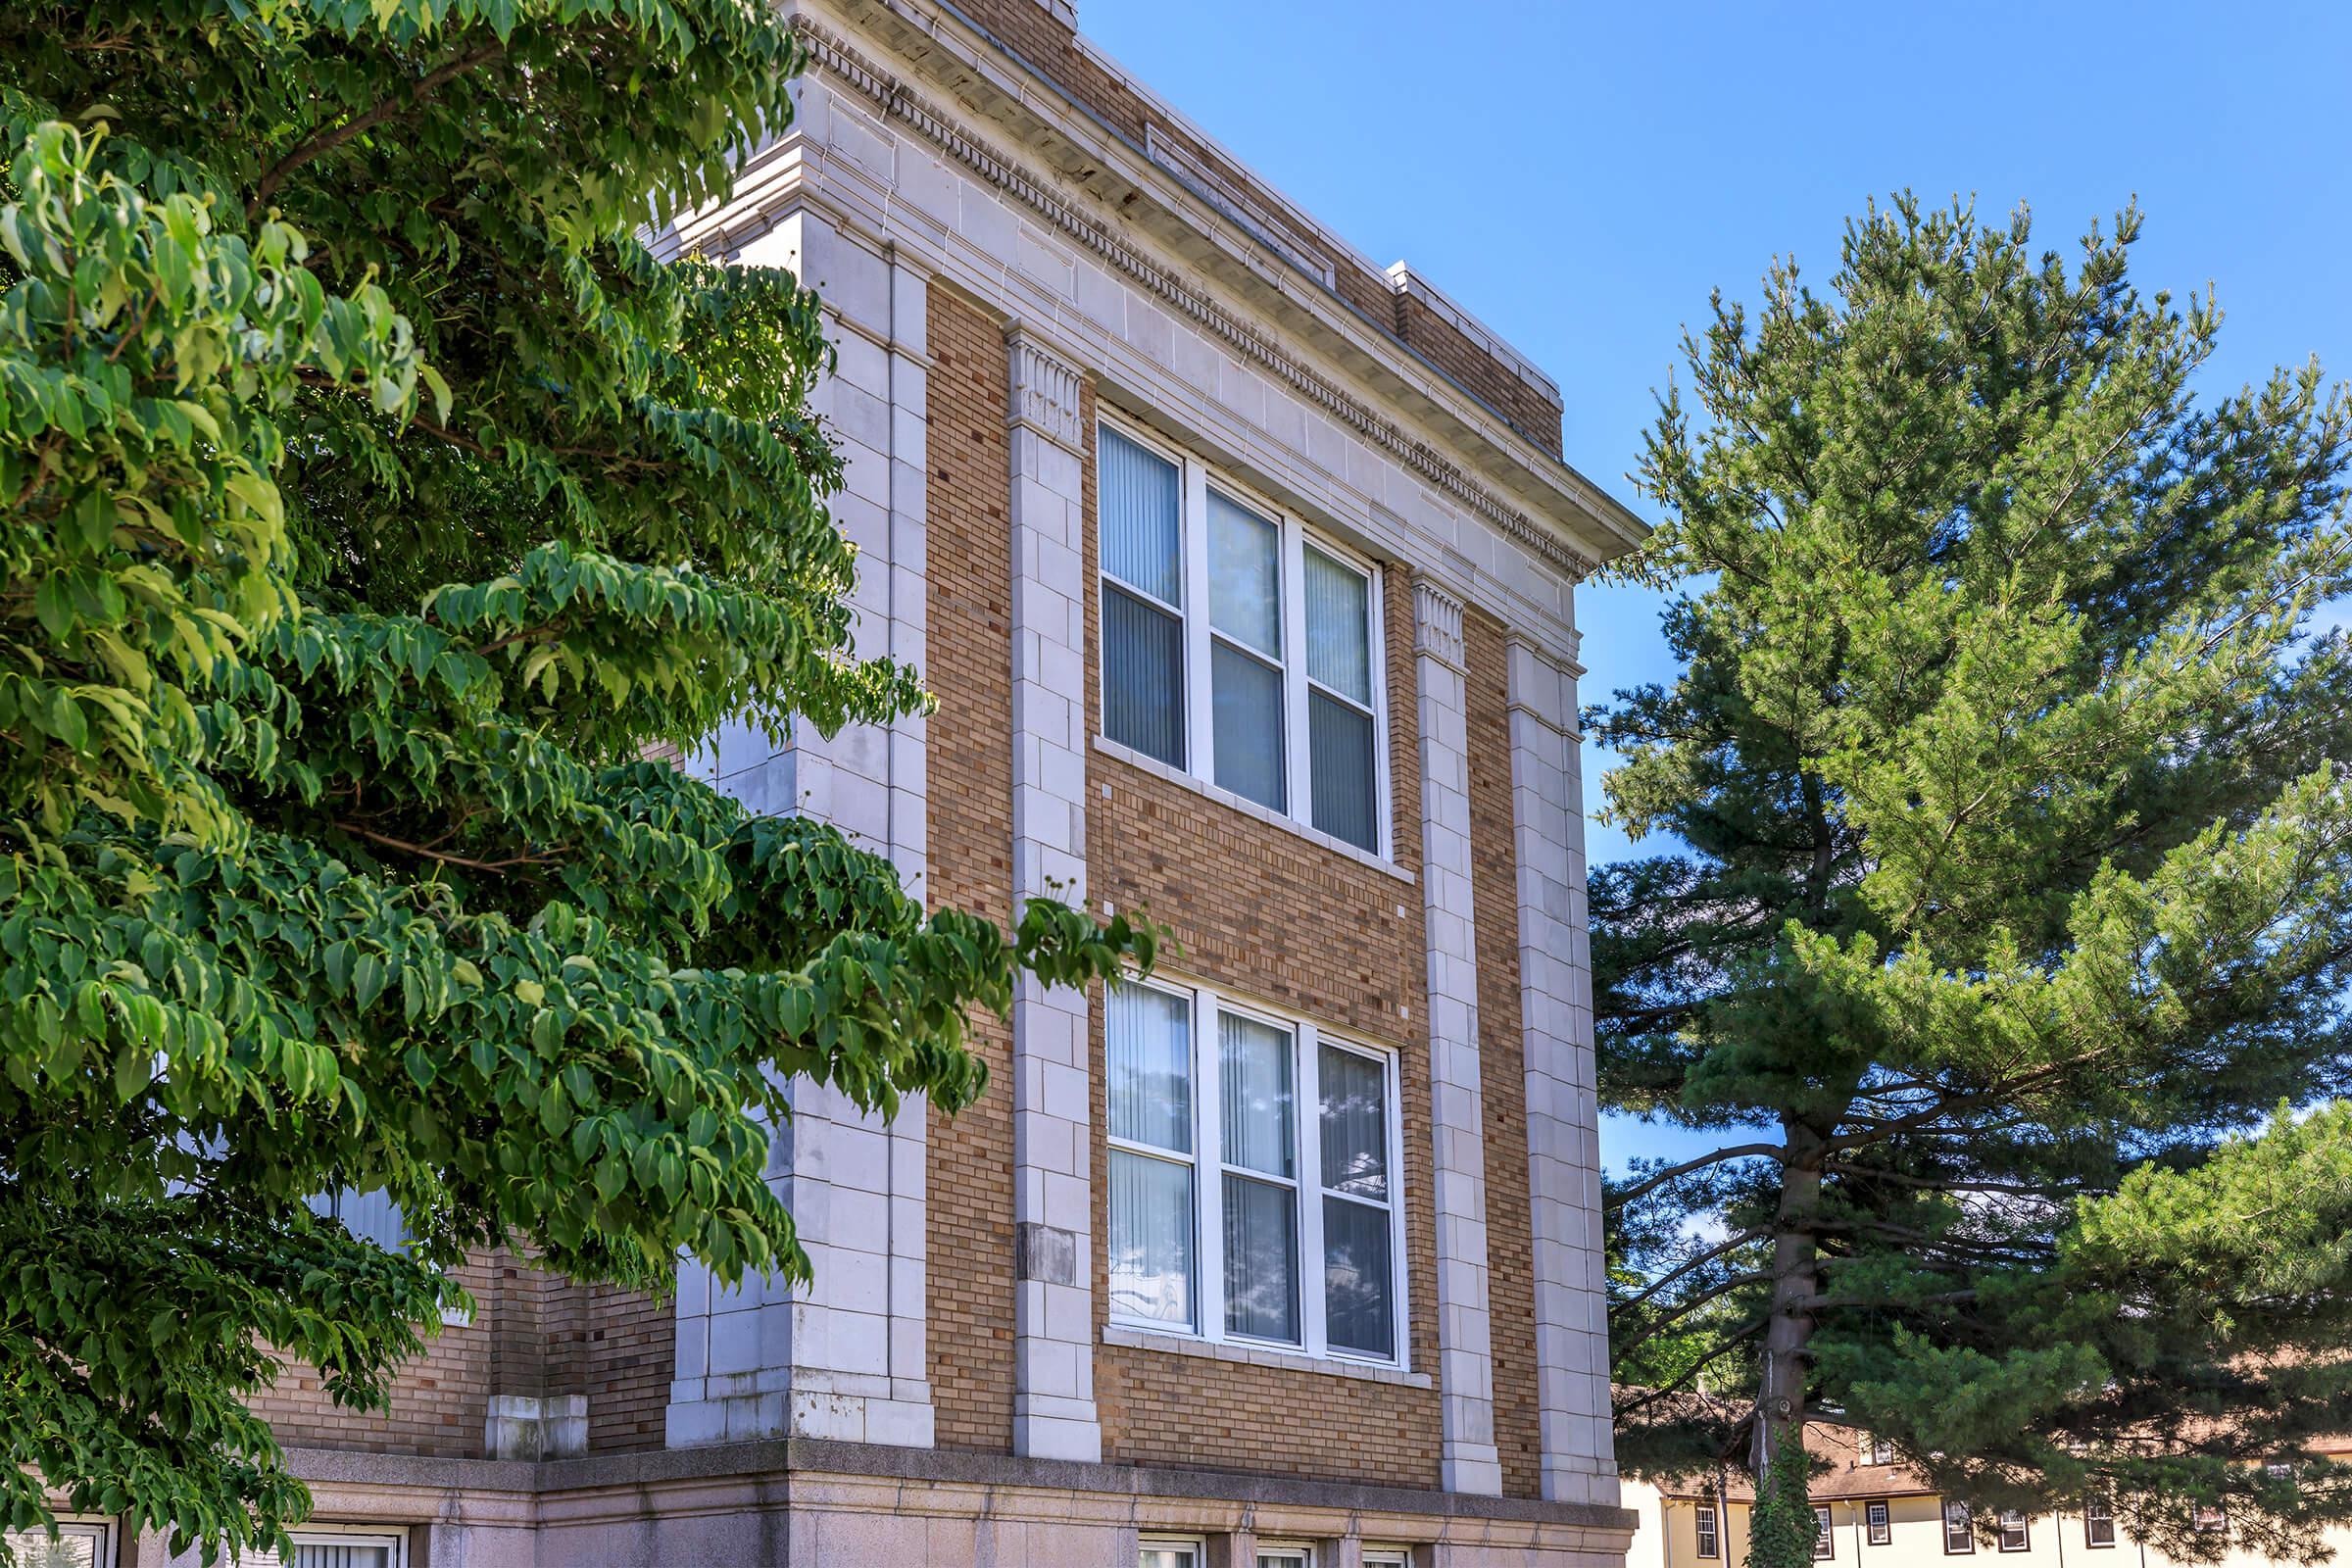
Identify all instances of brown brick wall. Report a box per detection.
[1466,607,1541,1497]
[1083,391,1446,1488]
[921,278,1022,1454]
[933,1,1564,458]
[251,1255,497,1458]
[582,1282,671,1451]
[1396,294,1565,454]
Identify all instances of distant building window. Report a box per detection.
[1097,417,1389,855]
[1696,1503,1722,1559]
[1256,1549,1313,1568]
[1867,1501,1892,1545]
[2266,1461,2298,1490]
[1869,1436,1894,1466]
[1814,1505,1836,1559]
[1944,1501,1976,1555]
[2192,1503,2227,1535]
[1997,1511,2030,1553]
[2084,1495,2117,1549]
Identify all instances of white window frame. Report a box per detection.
[1814,1504,1836,1559]
[1105,974,1410,1368]
[2083,1495,2116,1549]
[1256,1545,1315,1568]
[1995,1511,2029,1553]
[1696,1501,1723,1558]
[2,1518,116,1565]
[1943,1501,1976,1556]
[1096,413,1393,859]
[1141,1537,1206,1568]
[289,1524,411,1567]
[1866,1500,1892,1545]
[1362,1550,1413,1568]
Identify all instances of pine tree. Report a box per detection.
[0,3,1152,1560]
[1596,197,2352,1565]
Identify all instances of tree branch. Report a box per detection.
[335,821,561,873]
[248,41,508,219]
[1609,1142,1788,1209]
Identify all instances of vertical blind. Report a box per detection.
[1304,546,1378,851]
[1107,984,1196,1327]
[1207,490,1284,809]
[1219,1011,1298,1343]
[1100,426,1186,767]
[1318,1044,1394,1358]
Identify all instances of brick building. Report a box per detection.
[75,2,1648,1563]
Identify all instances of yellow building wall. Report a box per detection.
[1629,1484,2352,1568]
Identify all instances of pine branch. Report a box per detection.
[1609,1143,1788,1209]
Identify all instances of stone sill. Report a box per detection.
[1103,1325,1431,1389]
[1093,735,1414,885]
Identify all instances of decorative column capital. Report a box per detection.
[1005,325,1087,454]
[1413,578,1467,672]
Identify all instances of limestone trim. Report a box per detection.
[785,14,1606,582]
[1505,635,1617,1506]
[1004,321,1103,1462]
[1102,1326,1434,1390]
[280,1440,1643,1538]
[1409,575,1502,1496]
[1413,578,1468,673]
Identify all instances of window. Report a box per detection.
[1257,1548,1313,1568]
[2083,1495,2116,1549]
[311,1187,408,1250]
[289,1528,408,1568]
[1106,976,1406,1364]
[1097,418,1389,855]
[1944,1501,1976,1555]
[2192,1503,2227,1535]
[2266,1460,2298,1490]
[1362,1554,1412,1568]
[1814,1504,1836,1559]
[1996,1511,2029,1553]
[1867,1501,1892,1545]
[1141,1544,1201,1568]
[1696,1502,1722,1558]
[1868,1435,1894,1466]
[1,1522,111,1567]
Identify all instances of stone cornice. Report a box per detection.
[789,12,1614,583]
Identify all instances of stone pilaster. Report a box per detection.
[1506,634,1617,1505]
[1004,324,1101,1462]
[1412,578,1503,1496]
[666,212,935,1449]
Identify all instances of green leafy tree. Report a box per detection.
[1595,197,2352,1565]
[0,3,1152,1561]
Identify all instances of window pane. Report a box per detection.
[1219,1011,1294,1177]
[1108,984,1192,1153]
[1211,641,1284,808]
[1207,490,1280,656]
[1304,545,1372,704]
[1142,1551,1198,1568]
[295,1548,393,1568]
[1308,690,1377,850]
[1222,1172,1298,1342]
[1101,427,1181,605]
[1317,1046,1388,1200]
[1323,1195,1394,1358]
[1109,1150,1195,1327]
[1,1533,97,1568]
[1105,584,1185,766]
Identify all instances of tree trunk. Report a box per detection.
[1747,1121,1824,1568]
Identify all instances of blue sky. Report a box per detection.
[1082,0,2352,1174]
